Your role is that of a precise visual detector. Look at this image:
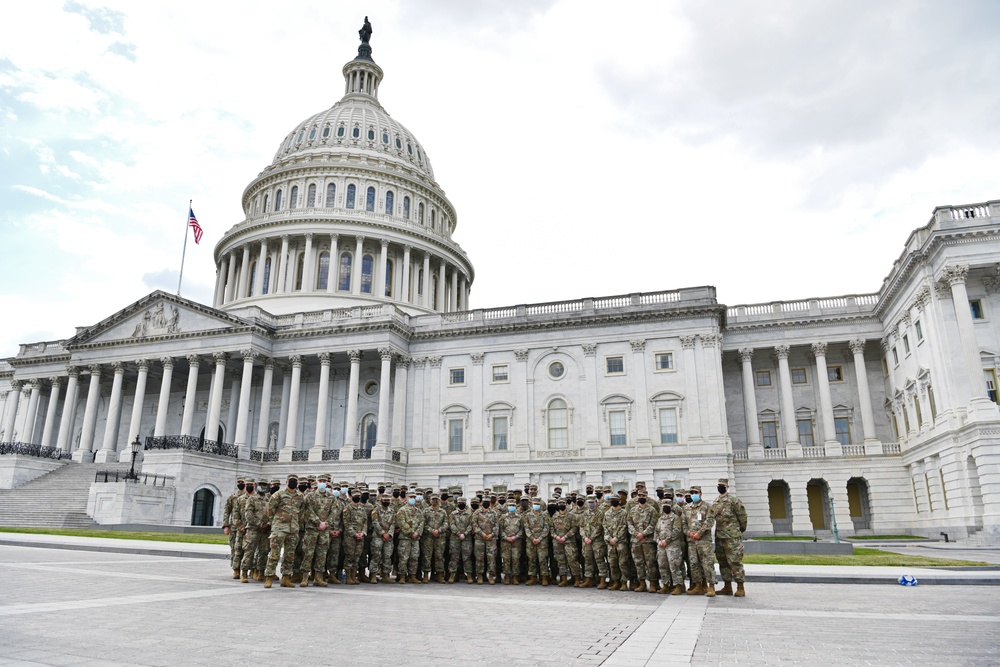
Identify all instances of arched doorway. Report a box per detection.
[847,477,872,530]
[191,488,215,526]
[199,424,225,446]
[362,415,377,455]
[807,479,832,531]
[767,480,792,533]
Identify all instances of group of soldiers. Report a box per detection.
[223,474,748,597]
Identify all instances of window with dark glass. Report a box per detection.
[274,189,283,212]
[352,127,360,138]
[296,131,304,143]
[403,196,410,219]
[248,261,256,296]
[337,126,345,137]
[385,190,394,215]
[294,254,304,291]
[308,128,316,140]
[346,184,356,209]
[606,356,624,374]
[316,251,330,290]
[761,421,778,448]
[382,132,389,144]
[326,183,336,207]
[366,186,375,212]
[322,126,330,138]
[384,260,393,297]
[361,254,374,293]
[306,183,316,207]
[290,185,298,209]
[262,257,271,295]
[367,129,375,140]
[418,202,424,224]
[970,299,985,319]
[395,137,401,149]
[431,209,436,229]
[834,418,851,446]
[338,252,352,291]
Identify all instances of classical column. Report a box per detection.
[327,234,338,294]
[514,349,529,449]
[437,260,446,312]
[302,233,314,292]
[422,253,431,308]
[24,380,41,443]
[179,356,199,437]
[468,352,484,455]
[449,267,458,312]
[582,343,600,454]
[224,250,237,303]
[276,234,290,294]
[390,355,409,450]
[458,274,467,311]
[375,348,393,450]
[775,345,801,456]
[39,377,62,449]
[378,239,389,298]
[235,244,251,300]
[279,355,303,461]
[233,351,256,455]
[343,350,362,448]
[401,245,411,304]
[849,339,881,449]
[812,342,840,454]
[680,336,702,440]
[214,255,229,307]
[428,356,443,453]
[255,358,275,451]
[630,339,651,448]
[310,352,332,459]
[225,370,240,442]
[94,363,125,461]
[74,366,102,462]
[254,239,268,296]
[276,364,291,448]
[739,348,763,458]
[352,236,365,295]
[944,265,993,412]
[121,359,149,461]
[205,353,228,443]
[55,370,78,452]
[153,358,174,437]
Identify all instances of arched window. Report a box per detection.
[352,126,360,138]
[547,399,569,449]
[385,190,394,215]
[294,253,304,291]
[326,183,336,207]
[362,415,377,453]
[308,127,316,141]
[191,488,215,526]
[306,183,316,207]
[252,199,258,216]
[366,186,375,212]
[262,257,271,295]
[431,209,436,230]
[263,194,269,211]
[248,260,257,296]
[316,251,330,290]
[403,196,410,220]
[338,252,352,291]
[418,202,424,224]
[337,126,345,137]
[382,132,389,144]
[417,268,424,296]
[367,128,375,141]
[290,185,298,209]
[346,184,356,209]
[361,254,374,293]
[274,189,283,212]
[322,126,330,138]
[384,259,393,297]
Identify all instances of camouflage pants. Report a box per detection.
[343,534,366,575]
[525,538,550,578]
[325,535,343,577]
[606,539,630,581]
[370,536,394,576]
[264,527,299,578]
[500,538,522,578]
[581,538,608,579]
[552,538,581,578]
[715,537,745,583]
[229,530,244,571]
[630,539,657,581]
[255,532,269,572]
[397,537,420,576]
[656,540,685,587]
[448,536,473,576]
[300,528,331,576]
[292,528,306,575]
[239,528,265,572]
[689,538,716,586]
[474,537,497,578]
[421,534,446,574]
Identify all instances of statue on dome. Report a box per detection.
[359,16,372,44]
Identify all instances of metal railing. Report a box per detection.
[353,448,372,460]
[144,435,239,459]
[391,450,402,462]
[322,449,340,461]
[291,451,309,462]
[0,442,71,459]
[94,470,173,486]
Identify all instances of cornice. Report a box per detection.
[723,315,883,334]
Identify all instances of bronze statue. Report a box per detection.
[359,16,372,44]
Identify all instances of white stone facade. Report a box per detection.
[2,40,999,540]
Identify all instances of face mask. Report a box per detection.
[663,505,671,513]
[458,503,467,510]
[610,499,620,507]
[557,505,566,511]
[299,484,309,492]
[378,487,385,494]
[332,490,340,497]
[691,494,701,503]
[246,486,254,494]
[352,496,361,503]
[547,504,556,512]
[392,491,400,498]
[341,487,349,495]
[532,504,541,511]
[482,501,491,508]
[576,500,584,507]
[587,502,596,509]
[361,493,370,503]
[237,484,245,491]
[288,481,298,490]
[595,492,603,499]
[638,497,647,505]
[270,486,280,494]
[381,502,390,508]
[408,498,416,506]
[317,483,327,491]
[508,506,516,513]
[684,495,692,503]
[718,485,728,495]
[416,495,424,502]
[471,504,479,510]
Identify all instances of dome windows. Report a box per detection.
[431,209,436,230]
[322,126,331,139]
[352,126,360,138]
[365,186,375,212]
[367,128,375,141]
[346,184,356,209]
[308,128,316,141]
[326,183,336,207]
[316,251,330,290]
[382,132,389,144]
[275,189,283,212]
[338,252,352,290]
[337,126,345,137]
[296,131,304,144]
[395,137,401,149]
[361,254,374,293]
[385,190,394,215]
[418,202,424,224]
[306,183,316,207]
[403,196,410,219]
[289,186,299,209]
[407,142,413,155]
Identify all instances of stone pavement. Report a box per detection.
[1,542,999,666]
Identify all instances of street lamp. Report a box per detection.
[125,435,141,482]
[829,492,840,543]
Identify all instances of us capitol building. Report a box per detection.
[2,26,999,543]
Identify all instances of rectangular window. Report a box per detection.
[970,299,984,320]
[449,368,465,386]
[903,335,910,354]
[797,419,814,446]
[914,397,923,426]
[834,417,850,446]
[791,368,807,384]
[609,410,627,446]
[756,370,772,387]
[606,356,625,374]
[492,416,508,451]
[915,320,923,342]
[892,347,899,366]
[761,421,778,448]
[654,352,674,371]
[659,408,678,443]
[491,364,509,383]
[902,406,911,433]
[827,366,844,382]
[448,419,463,452]
[928,385,937,421]
[986,370,999,404]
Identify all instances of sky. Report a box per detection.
[2,0,999,356]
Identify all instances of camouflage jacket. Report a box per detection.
[327,500,344,534]
[500,510,524,539]
[471,507,500,539]
[523,509,550,541]
[266,488,303,532]
[627,503,658,541]
[370,505,397,538]
[222,490,243,528]
[578,507,605,542]
[304,491,336,530]
[654,507,684,544]
[549,511,577,541]
[710,494,747,539]
[395,504,425,538]
[342,501,369,537]
[682,500,715,537]
[232,492,263,531]
[602,506,629,543]
[423,506,449,537]
[449,507,473,538]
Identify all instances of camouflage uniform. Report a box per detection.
[369,495,397,582]
[499,502,524,584]
[237,485,267,581]
[421,497,449,581]
[300,479,336,585]
[578,496,609,587]
[627,494,659,591]
[223,480,245,577]
[324,491,346,583]
[654,498,686,594]
[395,501,425,582]
[523,502,551,584]
[602,502,630,589]
[341,494,369,584]
[447,499,474,583]
[711,479,748,594]
[682,485,716,594]
[264,476,305,587]
[550,504,581,585]
[472,503,500,584]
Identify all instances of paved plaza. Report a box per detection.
[1,543,999,666]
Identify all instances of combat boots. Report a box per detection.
[408,575,421,584]
[300,574,310,587]
[557,576,569,587]
[313,573,328,587]
[597,579,608,590]
[608,580,620,591]
[448,573,457,583]
[423,572,431,583]
[671,584,685,595]
[488,576,496,585]
[240,570,248,584]
[292,572,303,584]
[525,576,537,586]
[706,585,716,597]
[466,574,475,584]
[735,582,746,597]
[397,574,406,584]
[436,573,446,584]
[477,576,484,585]
[657,584,670,594]
[253,570,263,582]
[717,582,733,596]
[687,581,699,592]
[264,576,273,588]
[329,571,342,584]
[280,575,294,588]
[504,575,512,585]
[634,580,647,593]
[687,583,705,595]
[370,573,379,584]
[580,577,593,588]
[232,569,240,580]
[513,576,520,585]
[541,576,550,587]
[574,577,585,588]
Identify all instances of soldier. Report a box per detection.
[447,496,474,583]
[522,495,550,586]
[235,479,265,583]
[324,483,346,584]
[421,494,449,583]
[499,498,524,584]
[550,497,582,587]
[251,478,273,580]
[472,495,500,584]
[342,490,368,585]
[264,474,305,588]
[369,492,396,583]
[395,492,424,584]
[290,476,311,584]
[627,489,659,593]
[223,478,246,579]
[711,478,748,597]
[682,485,716,597]
[654,488,686,595]
[300,475,336,587]
[675,488,696,591]
[603,492,629,590]
[579,494,608,589]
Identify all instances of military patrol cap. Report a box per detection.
[663,487,674,496]
[507,498,517,505]
[718,478,729,486]
[236,477,246,483]
[269,478,281,485]
[689,485,702,493]
[257,478,268,486]
[381,493,392,500]
[676,488,687,495]
[635,481,646,488]
[617,489,628,497]
[548,497,559,504]
[286,474,298,482]
[585,494,597,501]
[637,489,648,496]
[318,474,331,482]
[458,497,468,503]
[429,493,440,501]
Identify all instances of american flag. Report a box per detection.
[188,207,203,244]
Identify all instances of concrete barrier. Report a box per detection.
[745,540,854,555]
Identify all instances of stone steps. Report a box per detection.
[0,460,130,528]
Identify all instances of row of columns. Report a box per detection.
[213,234,470,313]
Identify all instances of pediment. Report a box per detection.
[68,291,252,347]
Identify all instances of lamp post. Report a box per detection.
[829,492,840,543]
[125,435,141,482]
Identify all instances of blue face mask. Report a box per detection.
[508,506,516,513]
[332,490,340,497]
[416,495,423,502]
[691,494,701,503]
[532,504,541,511]
[317,483,327,491]
[408,498,416,506]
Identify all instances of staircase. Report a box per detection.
[0,461,131,528]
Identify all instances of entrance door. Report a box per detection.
[191,488,215,526]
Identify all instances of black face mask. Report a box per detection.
[576,500,585,507]
[663,505,672,513]
[381,502,390,508]
[458,503,467,510]
[470,503,480,510]
[610,499,620,507]
[245,486,254,494]
[639,497,647,505]
[378,487,385,494]
[656,491,664,499]
[288,481,298,490]
[392,491,400,498]
[718,485,728,495]
[685,495,692,503]
[441,495,449,502]
[557,505,566,511]
[270,485,280,494]
[352,496,361,503]
[298,484,309,492]
[595,492,603,499]
[361,493,370,503]
[482,501,491,508]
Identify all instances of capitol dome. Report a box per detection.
[211,24,473,318]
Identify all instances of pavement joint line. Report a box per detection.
[0,587,255,617]
[0,538,228,560]
[315,586,661,610]
[707,607,1000,623]
[600,595,708,666]
[0,562,237,585]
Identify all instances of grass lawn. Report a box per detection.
[0,526,228,545]
[745,547,990,567]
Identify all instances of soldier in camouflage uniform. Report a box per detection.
[223,478,246,579]
[369,492,397,583]
[499,498,524,584]
[447,496,474,583]
[654,488,686,595]
[324,486,346,584]
[682,484,716,597]
[299,475,335,587]
[710,478,748,597]
[341,490,369,585]
[603,494,630,590]
[264,474,305,588]
[627,489,659,593]
[550,498,582,587]
[236,479,267,583]
[578,494,608,589]
[421,494,449,583]
[472,496,500,584]
[523,496,551,586]
[395,494,424,583]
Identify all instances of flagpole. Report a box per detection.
[177,199,191,295]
